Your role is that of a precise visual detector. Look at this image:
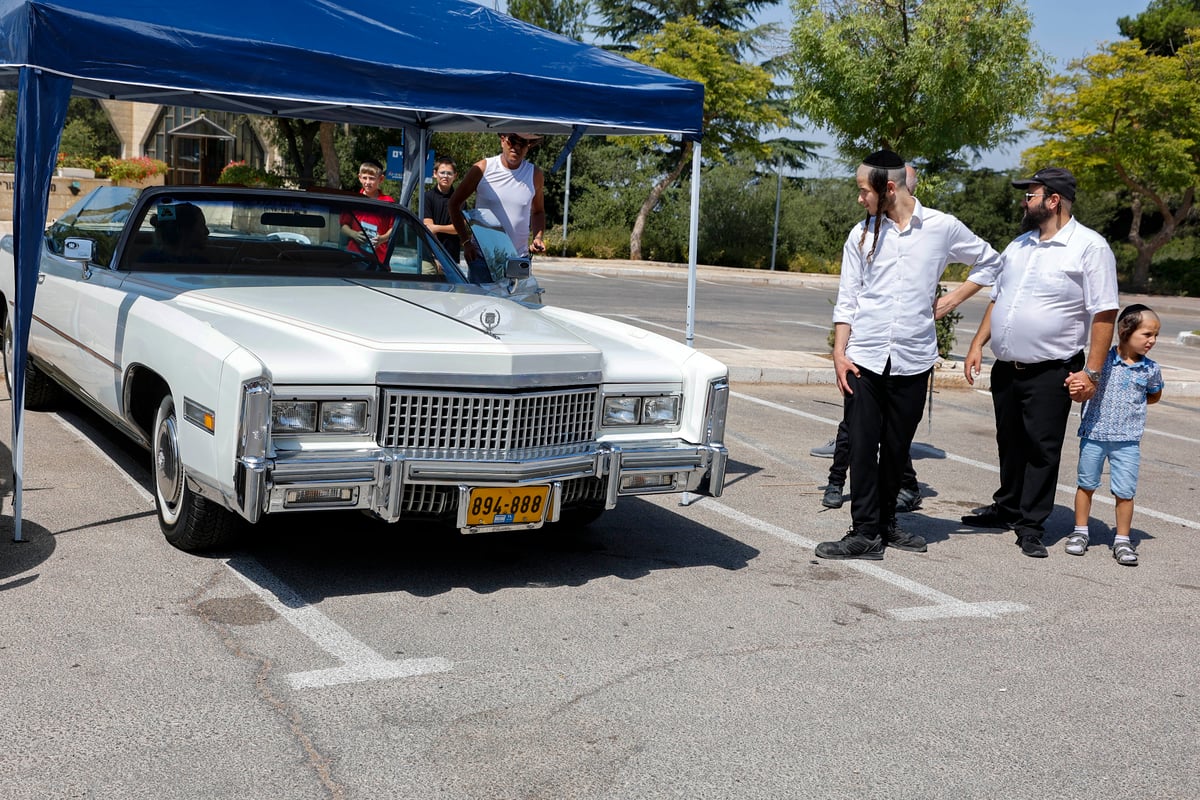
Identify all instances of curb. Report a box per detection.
[535,258,1200,397]
[719,362,985,390]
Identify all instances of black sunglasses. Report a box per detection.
[505,135,535,149]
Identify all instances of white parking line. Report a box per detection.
[52,412,453,690]
[731,390,1200,531]
[610,314,754,349]
[225,556,452,690]
[701,499,1028,622]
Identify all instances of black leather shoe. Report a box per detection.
[961,506,1015,530]
[1017,532,1048,558]
[816,528,884,560]
[821,483,844,509]
[886,517,927,552]
[895,486,922,513]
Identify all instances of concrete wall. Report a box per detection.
[0,173,164,236]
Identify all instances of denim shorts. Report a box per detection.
[1076,438,1141,499]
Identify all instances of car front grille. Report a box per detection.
[397,476,605,519]
[379,387,598,452]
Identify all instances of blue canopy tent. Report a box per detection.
[0,0,707,541]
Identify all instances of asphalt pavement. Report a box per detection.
[534,256,1200,396]
[4,261,1199,799]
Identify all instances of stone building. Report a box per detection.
[99,100,274,183]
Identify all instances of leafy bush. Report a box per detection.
[1140,257,1200,296]
[787,252,839,274]
[934,285,962,359]
[93,155,168,181]
[218,160,283,187]
[558,227,630,259]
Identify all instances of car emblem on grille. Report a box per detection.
[479,307,502,334]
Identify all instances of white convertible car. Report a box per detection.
[1,185,728,551]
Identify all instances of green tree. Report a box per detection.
[622,18,785,259]
[1119,0,1200,55]
[0,95,119,162]
[1024,36,1200,291]
[789,0,1046,162]
[272,118,325,187]
[508,0,591,39]
[594,0,777,55]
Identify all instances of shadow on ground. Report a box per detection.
[0,516,55,591]
[214,495,759,603]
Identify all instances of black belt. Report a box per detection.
[1000,352,1084,371]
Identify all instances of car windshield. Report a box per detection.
[100,189,463,282]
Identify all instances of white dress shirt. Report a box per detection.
[833,199,1002,376]
[988,217,1119,363]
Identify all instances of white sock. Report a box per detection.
[1114,535,1131,545]
[1073,525,1089,538]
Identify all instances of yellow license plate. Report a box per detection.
[466,486,550,526]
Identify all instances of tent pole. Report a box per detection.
[561,152,572,257]
[770,152,782,271]
[680,138,703,506]
[11,67,73,542]
[685,140,700,349]
[416,129,428,222]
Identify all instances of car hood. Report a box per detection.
[131,276,681,385]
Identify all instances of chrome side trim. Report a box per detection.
[375,370,602,389]
[235,378,272,523]
[704,377,729,446]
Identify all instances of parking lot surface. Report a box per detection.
[3,264,1199,799]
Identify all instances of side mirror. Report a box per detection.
[63,237,94,262]
[504,256,531,280]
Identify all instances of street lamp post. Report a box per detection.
[770,152,782,271]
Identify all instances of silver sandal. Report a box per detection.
[1113,541,1138,566]
[1065,533,1089,556]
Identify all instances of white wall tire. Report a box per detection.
[152,395,240,551]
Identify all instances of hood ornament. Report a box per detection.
[479,307,502,335]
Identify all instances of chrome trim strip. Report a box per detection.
[236,379,272,523]
[30,313,119,371]
[375,370,602,389]
[704,378,730,446]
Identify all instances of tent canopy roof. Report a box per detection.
[0,0,704,139]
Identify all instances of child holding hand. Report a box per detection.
[1066,304,1164,565]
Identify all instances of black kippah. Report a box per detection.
[862,149,904,169]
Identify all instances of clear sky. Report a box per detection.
[759,0,1151,172]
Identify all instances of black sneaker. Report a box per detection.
[821,483,844,509]
[895,486,923,513]
[1016,532,1048,558]
[886,517,928,552]
[961,506,1015,530]
[816,528,885,560]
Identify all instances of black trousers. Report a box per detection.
[988,355,1080,533]
[829,389,919,492]
[846,362,930,534]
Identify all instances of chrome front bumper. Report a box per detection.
[234,439,727,529]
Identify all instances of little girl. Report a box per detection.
[1066,304,1164,565]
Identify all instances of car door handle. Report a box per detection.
[38,273,45,284]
